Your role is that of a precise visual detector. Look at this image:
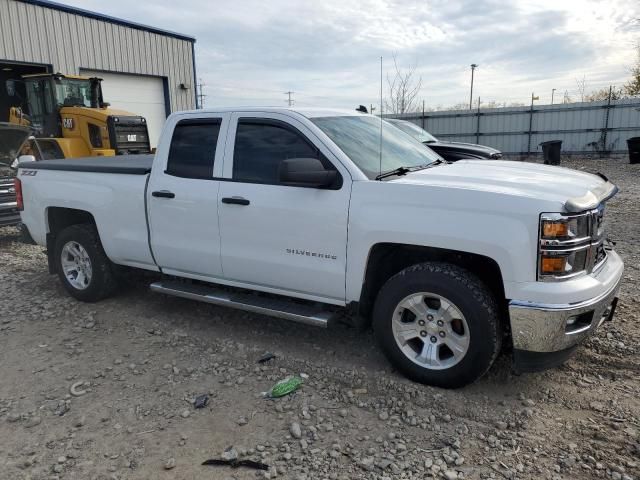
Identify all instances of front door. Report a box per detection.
[218,112,351,303]
[147,114,228,278]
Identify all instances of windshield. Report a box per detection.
[388,120,438,143]
[311,116,442,179]
[53,78,92,107]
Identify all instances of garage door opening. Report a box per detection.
[0,61,49,123]
[80,70,168,148]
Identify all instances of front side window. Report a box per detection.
[34,139,64,160]
[233,119,322,184]
[166,119,221,179]
[311,115,441,180]
[26,79,55,117]
[53,79,92,108]
[88,123,103,148]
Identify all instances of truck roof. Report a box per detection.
[175,107,364,119]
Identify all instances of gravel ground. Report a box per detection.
[0,157,638,480]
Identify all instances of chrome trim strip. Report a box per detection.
[509,276,621,311]
[540,236,591,248]
[565,324,592,336]
[539,243,591,254]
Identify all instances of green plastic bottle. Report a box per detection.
[267,376,303,398]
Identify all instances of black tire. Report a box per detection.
[54,224,117,302]
[372,262,501,388]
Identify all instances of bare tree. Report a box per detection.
[585,86,624,102]
[385,54,423,114]
[624,45,640,96]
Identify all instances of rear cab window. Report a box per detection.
[166,119,221,179]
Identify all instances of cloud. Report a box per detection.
[62,0,640,108]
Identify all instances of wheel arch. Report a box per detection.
[358,243,506,320]
[45,207,97,274]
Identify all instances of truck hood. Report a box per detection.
[0,123,30,164]
[396,160,617,212]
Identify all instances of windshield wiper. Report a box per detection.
[375,164,432,181]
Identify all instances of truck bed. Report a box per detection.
[20,154,154,175]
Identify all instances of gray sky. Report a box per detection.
[63,0,640,109]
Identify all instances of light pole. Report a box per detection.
[469,64,478,110]
[551,88,556,105]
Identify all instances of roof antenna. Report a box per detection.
[379,56,383,179]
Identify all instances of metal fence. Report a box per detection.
[389,97,640,156]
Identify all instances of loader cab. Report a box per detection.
[21,73,105,138]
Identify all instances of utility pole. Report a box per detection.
[369,104,376,115]
[475,97,481,144]
[551,88,556,105]
[196,78,206,109]
[527,92,539,155]
[284,91,295,107]
[469,64,478,110]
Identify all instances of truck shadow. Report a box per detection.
[115,269,528,394]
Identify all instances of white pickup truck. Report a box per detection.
[16,107,623,388]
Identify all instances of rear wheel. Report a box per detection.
[54,224,117,302]
[373,262,501,388]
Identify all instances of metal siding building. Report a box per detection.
[0,0,196,146]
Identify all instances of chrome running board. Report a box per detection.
[150,281,333,328]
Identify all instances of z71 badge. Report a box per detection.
[20,170,38,176]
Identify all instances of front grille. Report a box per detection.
[107,116,151,155]
[589,204,608,272]
[0,177,16,204]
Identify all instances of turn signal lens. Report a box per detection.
[541,256,567,274]
[542,221,569,238]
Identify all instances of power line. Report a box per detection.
[196,78,207,109]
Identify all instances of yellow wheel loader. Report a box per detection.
[6,73,150,159]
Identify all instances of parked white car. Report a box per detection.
[16,108,623,388]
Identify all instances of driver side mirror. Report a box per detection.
[279,158,339,189]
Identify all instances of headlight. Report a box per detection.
[540,214,590,244]
[538,209,606,281]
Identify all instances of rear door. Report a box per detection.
[217,112,351,303]
[147,113,229,278]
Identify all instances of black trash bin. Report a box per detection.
[540,140,562,165]
[627,137,640,164]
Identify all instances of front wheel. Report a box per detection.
[54,224,117,302]
[373,262,501,388]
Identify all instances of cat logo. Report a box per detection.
[62,118,74,130]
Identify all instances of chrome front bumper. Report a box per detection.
[508,267,622,354]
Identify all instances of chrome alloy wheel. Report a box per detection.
[60,241,93,290]
[391,292,470,370]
